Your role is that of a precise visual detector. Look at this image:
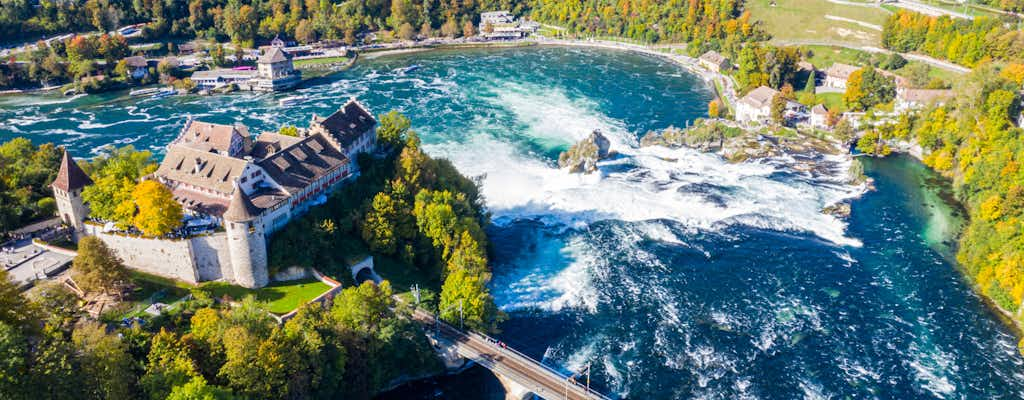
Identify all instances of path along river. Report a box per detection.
[2,46,1022,399]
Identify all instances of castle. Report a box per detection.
[52,99,377,288]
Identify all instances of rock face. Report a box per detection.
[558,130,612,174]
[640,125,724,152]
[822,203,852,218]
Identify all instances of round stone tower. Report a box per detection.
[223,185,269,288]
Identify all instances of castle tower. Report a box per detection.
[50,150,93,233]
[223,185,269,288]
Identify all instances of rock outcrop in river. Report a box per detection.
[559,130,612,174]
[641,119,843,164]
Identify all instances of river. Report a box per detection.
[2,46,1022,399]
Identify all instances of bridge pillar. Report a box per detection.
[495,373,535,400]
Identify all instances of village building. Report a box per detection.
[190,44,300,92]
[736,86,780,125]
[895,87,954,113]
[478,11,539,39]
[123,56,150,80]
[1018,111,1024,128]
[823,63,860,89]
[52,99,378,288]
[698,51,730,73]
[253,46,301,91]
[810,104,830,129]
[177,43,197,55]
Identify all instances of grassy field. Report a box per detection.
[816,92,846,112]
[804,45,874,69]
[803,45,956,86]
[747,0,891,46]
[293,56,351,67]
[201,278,331,314]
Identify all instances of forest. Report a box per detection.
[881,9,1024,67]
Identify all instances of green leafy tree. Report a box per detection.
[0,269,33,329]
[166,376,236,400]
[0,321,28,399]
[72,236,130,295]
[843,67,896,111]
[439,267,500,331]
[142,329,200,400]
[770,93,787,125]
[377,111,412,149]
[73,321,138,400]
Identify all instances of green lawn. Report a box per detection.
[803,45,957,87]
[748,0,891,47]
[293,56,352,67]
[200,278,332,314]
[816,92,846,113]
[101,271,193,322]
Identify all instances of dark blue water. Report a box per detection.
[2,47,1021,399]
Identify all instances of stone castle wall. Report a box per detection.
[191,233,233,282]
[84,224,199,283]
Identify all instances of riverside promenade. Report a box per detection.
[410,308,614,400]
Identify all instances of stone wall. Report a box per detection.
[191,233,232,282]
[84,225,199,283]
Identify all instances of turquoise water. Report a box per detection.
[3,47,1023,399]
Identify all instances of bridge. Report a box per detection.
[410,309,614,400]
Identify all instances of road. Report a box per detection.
[769,39,971,74]
[411,309,612,400]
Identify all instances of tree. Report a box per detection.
[114,59,131,80]
[166,376,236,400]
[131,180,183,236]
[0,321,28,399]
[398,22,416,40]
[770,93,787,125]
[73,321,138,400]
[0,269,33,329]
[440,19,458,38]
[843,66,896,111]
[708,100,720,118]
[210,44,227,68]
[419,21,433,38]
[377,111,411,148]
[279,125,299,137]
[295,19,315,44]
[461,20,476,37]
[142,329,200,400]
[72,236,130,295]
[27,281,79,328]
[81,146,156,226]
[362,192,399,254]
[804,70,816,94]
[332,281,394,336]
[439,267,499,331]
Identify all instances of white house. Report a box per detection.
[810,104,830,129]
[824,63,860,89]
[895,88,954,113]
[123,56,149,80]
[736,86,780,125]
[479,11,539,39]
[698,51,730,73]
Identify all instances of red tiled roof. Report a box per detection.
[51,150,93,191]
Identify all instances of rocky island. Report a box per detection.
[558,130,613,174]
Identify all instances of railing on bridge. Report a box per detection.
[414,308,614,400]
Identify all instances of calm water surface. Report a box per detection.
[2,47,1021,399]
